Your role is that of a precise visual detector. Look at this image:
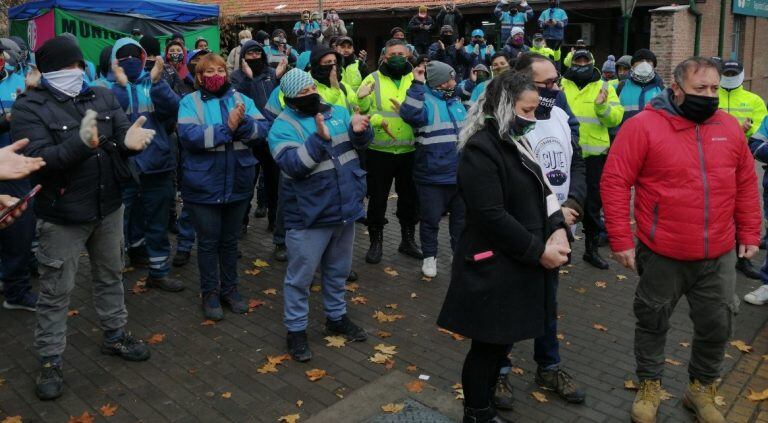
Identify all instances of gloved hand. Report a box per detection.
[124,116,155,151]
[79,109,99,148]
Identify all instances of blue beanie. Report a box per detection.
[602,55,616,73]
[280,68,315,98]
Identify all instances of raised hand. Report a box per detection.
[276,58,288,78]
[150,56,165,84]
[595,86,608,105]
[228,103,245,132]
[389,98,402,113]
[329,65,340,89]
[79,109,99,149]
[351,107,371,133]
[358,50,368,62]
[455,37,465,50]
[412,65,426,83]
[357,80,376,99]
[0,139,45,180]
[112,60,128,87]
[125,116,156,151]
[315,113,331,141]
[242,59,254,79]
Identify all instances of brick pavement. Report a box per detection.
[0,200,767,422]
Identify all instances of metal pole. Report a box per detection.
[319,0,324,16]
[623,14,631,55]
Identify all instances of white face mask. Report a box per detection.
[633,61,654,78]
[720,72,744,90]
[43,68,85,97]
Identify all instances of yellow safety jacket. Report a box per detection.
[718,85,768,138]
[357,71,415,154]
[561,77,624,157]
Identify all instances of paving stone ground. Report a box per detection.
[0,196,767,422]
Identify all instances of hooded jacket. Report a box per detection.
[110,38,181,175]
[232,40,278,113]
[602,89,761,260]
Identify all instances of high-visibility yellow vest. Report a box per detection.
[357,71,415,154]
[561,77,624,157]
[341,60,363,92]
[718,86,768,138]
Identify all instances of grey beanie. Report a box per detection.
[616,55,632,69]
[426,60,455,88]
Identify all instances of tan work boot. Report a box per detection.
[682,379,726,423]
[631,379,662,423]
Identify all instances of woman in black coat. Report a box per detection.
[437,72,571,423]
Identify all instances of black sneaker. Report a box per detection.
[347,270,358,282]
[253,206,267,218]
[287,330,312,362]
[101,332,151,362]
[146,276,184,292]
[172,250,190,267]
[493,373,515,411]
[35,361,64,400]
[535,366,586,404]
[273,244,287,262]
[221,289,248,314]
[324,314,367,342]
[202,292,224,321]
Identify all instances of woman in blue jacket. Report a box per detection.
[177,53,271,321]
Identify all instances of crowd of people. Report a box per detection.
[0,2,766,423]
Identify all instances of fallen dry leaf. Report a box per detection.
[350,296,368,305]
[146,333,166,345]
[221,392,232,399]
[377,330,392,338]
[510,367,524,376]
[385,303,398,309]
[725,353,734,359]
[556,333,565,341]
[595,281,607,289]
[374,344,398,355]
[659,389,674,401]
[763,354,768,360]
[383,267,399,277]
[574,287,587,294]
[747,388,768,401]
[557,314,564,320]
[131,280,147,295]
[714,395,726,407]
[410,292,418,299]
[665,358,682,366]
[437,327,465,341]
[296,400,303,408]
[67,412,94,423]
[452,383,464,400]
[201,320,216,326]
[345,283,360,292]
[278,414,300,423]
[406,365,417,373]
[373,310,404,323]
[257,362,278,374]
[262,288,278,296]
[248,298,265,311]
[731,340,753,353]
[381,403,404,413]
[559,269,569,275]
[531,391,548,403]
[253,259,270,268]
[624,380,638,390]
[67,309,79,317]
[305,369,327,382]
[122,266,135,273]
[369,352,394,364]
[405,379,425,393]
[616,274,628,281]
[420,276,432,282]
[680,342,690,348]
[325,336,347,348]
[2,417,22,423]
[268,354,292,365]
[385,359,396,370]
[593,323,608,332]
[244,268,262,276]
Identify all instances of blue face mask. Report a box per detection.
[119,57,144,81]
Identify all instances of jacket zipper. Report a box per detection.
[695,124,710,258]
[650,203,659,241]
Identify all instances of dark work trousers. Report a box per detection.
[634,242,737,384]
[416,183,464,258]
[244,142,279,227]
[584,154,607,239]
[462,340,510,409]
[365,150,419,228]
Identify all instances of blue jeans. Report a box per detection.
[501,280,561,372]
[0,181,35,302]
[122,172,174,278]
[416,183,465,258]
[283,223,355,332]
[186,200,249,296]
[176,204,196,253]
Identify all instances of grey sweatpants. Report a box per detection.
[634,242,737,384]
[34,206,128,358]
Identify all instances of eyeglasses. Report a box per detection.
[534,74,561,89]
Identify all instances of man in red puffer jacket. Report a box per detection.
[601,57,760,423]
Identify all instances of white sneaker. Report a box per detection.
[744,285,768,305]
[422,257,437,278]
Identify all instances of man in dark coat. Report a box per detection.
[408,5,434,55]
[13,36,154,401]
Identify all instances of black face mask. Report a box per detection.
[246,58,265,75]
[678,92,719,124]
[510,114,537,137]
[568,65,593,83]
[535,87,559,120]
[311,64,336,86]
[285,93,322,116]
[144,59,156,72]
[440,35,454,45]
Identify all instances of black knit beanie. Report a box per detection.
[36,36,85,73]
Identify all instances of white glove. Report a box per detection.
[79,109,98,148]
[124,116,155,151]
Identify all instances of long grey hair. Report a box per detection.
[458,71,538,149]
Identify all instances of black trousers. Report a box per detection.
[365,149,419,228]
[584,154,607,238]
[244,142,279,226]
[462,340,510,409]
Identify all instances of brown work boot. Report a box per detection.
[631,379,661,423]
[683,379,726,423]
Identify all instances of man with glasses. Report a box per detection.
[492,52,587,409]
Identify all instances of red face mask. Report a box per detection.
[201,74,228,94]
[0,58,6,71]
